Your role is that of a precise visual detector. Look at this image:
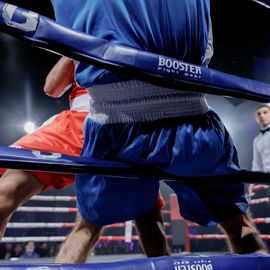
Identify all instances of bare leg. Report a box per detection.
[0,169,45,239]
[219,212,267,254]
[56,203,170,262]
[55,213,103,263]
[135,201,170,257]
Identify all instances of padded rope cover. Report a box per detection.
[0,146,270,184]
[1,2,270,102]
[0,3,270,183]
[1,255,270,270]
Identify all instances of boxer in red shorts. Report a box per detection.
[0,56,169,262]
[6,84,88,190]
[0,56,89,233]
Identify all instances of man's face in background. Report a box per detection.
[256,106,270,128]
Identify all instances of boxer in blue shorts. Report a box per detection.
[51,0,267,254]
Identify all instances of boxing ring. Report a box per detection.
[1,196,270,269]
[4,189,270,239]
[3,188,270,246]
[1,1,270,269]
[1,191,270,270]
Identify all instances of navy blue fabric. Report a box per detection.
[76,110,248,226]
[52,0,211,87]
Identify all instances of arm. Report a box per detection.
[44,56,75,98]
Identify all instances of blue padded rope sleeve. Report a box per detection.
[0,146,269,184]
[1,255,270,270]
[0,2,270,102]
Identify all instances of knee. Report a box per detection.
[73,215,103,238]
[219,213,256,237]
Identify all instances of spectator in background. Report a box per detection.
[3,243,13,260]
[10,243,23,258]
[19,241,39,259]
[36,242,50,258]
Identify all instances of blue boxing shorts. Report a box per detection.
[75,109,249,226]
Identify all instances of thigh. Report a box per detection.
[0,170,45,206]
[72,213,103,233]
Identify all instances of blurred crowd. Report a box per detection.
[0,240,145,260]
[0,241,60,260]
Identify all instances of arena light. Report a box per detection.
[24,121,35,134]
[251,0,270,8]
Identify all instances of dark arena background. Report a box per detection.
[0,0,269,262]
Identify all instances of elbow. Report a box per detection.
[43,79,61,98]
[43,85,57,98]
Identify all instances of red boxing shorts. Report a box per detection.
[0,110,87,189]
